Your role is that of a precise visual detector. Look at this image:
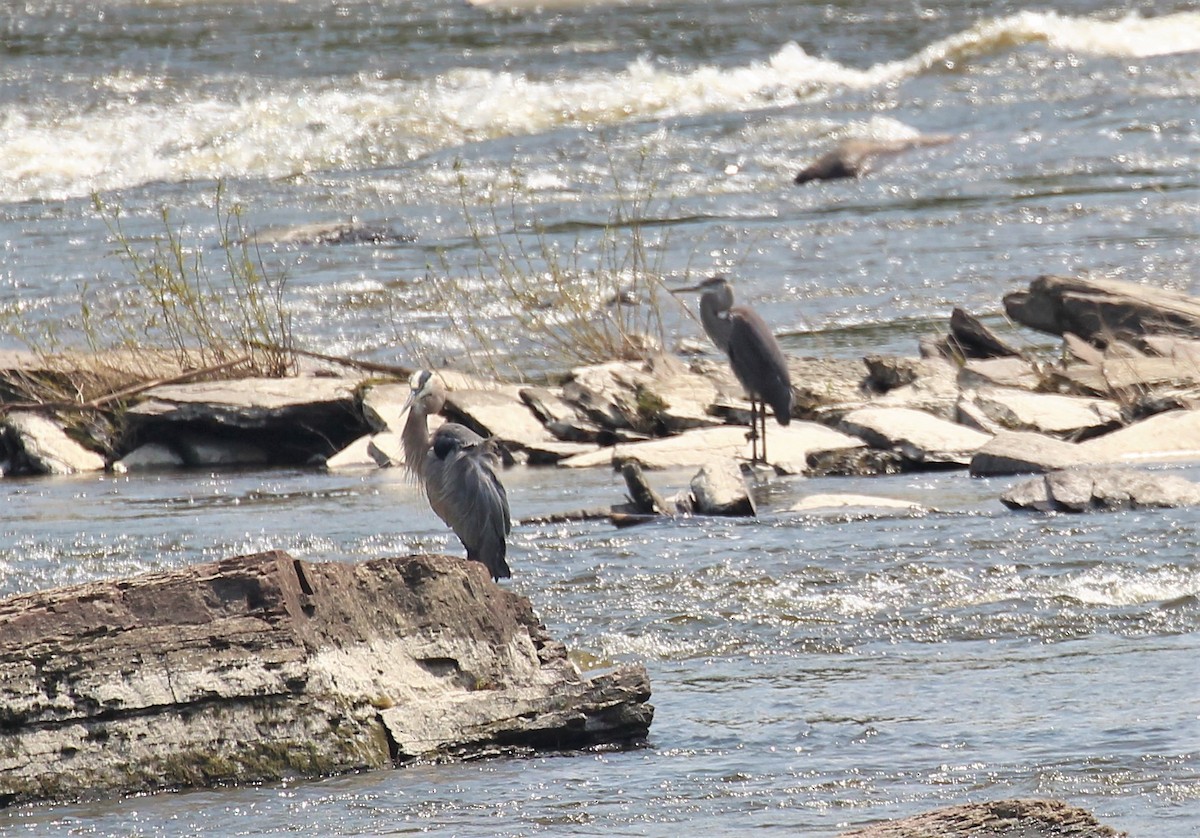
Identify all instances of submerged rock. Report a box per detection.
[0,550,653,807]
[787,493,924,514]
[1001,466,1200,512]
[793,135,954,185]
[838,797,1126,837]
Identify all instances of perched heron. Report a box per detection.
[672,276,793,465]
[402,370,512,581]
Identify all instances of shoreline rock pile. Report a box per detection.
[6,273,1200,514]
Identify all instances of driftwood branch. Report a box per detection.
[0,353,253,415]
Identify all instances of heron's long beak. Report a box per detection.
[669,284,704,295]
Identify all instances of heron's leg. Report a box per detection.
[760,400,768,464]
[752,397,762,463]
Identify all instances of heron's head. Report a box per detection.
[670,275,731,297]
[405,369,446,414]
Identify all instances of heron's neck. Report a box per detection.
[700,296,733,353]
[402,405,429,478]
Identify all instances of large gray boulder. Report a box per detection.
[1001,466,1200,512]
[0,551,653,807]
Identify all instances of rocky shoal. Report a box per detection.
[6,274,1200,516]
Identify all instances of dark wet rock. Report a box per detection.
[806,446,909,477]
[1001,465,1200,512]
[0,550,653,807]
[0,411,106,475]
[1004,273,1200,346]
[124,376,371,466]
[793,135,954,184]
[838,406,992,467]
[619,460,671,516]
[837,797,1126,837]
[945,307,1023,359]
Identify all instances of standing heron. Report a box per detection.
[402,370,512,581]
[672,276,793,465]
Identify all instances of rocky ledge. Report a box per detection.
[6,274,1200,520]
[0,551,652,807]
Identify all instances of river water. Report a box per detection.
[2,0,1199,835]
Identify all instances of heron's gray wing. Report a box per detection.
[727,307,794,424]
[424,424,512,580]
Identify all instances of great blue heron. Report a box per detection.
[672,276,793,465]
[402,370,512,581]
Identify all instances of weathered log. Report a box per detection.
[837,797,1126,837]
[0,550,653,807]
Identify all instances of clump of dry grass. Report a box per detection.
[403,149,688,381]
[0,184,295,408]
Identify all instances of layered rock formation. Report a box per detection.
[0,551,652,807]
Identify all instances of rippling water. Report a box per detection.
[3,0,1200,834]
[1,465,1199,835]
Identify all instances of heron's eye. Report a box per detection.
[410,370,432,391]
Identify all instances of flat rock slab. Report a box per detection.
[558,422,863,474]
[839,406,992,466]
[1051,355,1200,396]
[0,551,652,807]
[787,493,925,514]
[969,430,1086,476]
[958,356,1043,391]
[1079,408,1200,463]
[1001,466,1200,512]
[838,797,1126,837]
[963,386,1122,437]
[446,387,597,464]
[126,376,371,465]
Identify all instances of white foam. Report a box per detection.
[3,10,1197,202]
